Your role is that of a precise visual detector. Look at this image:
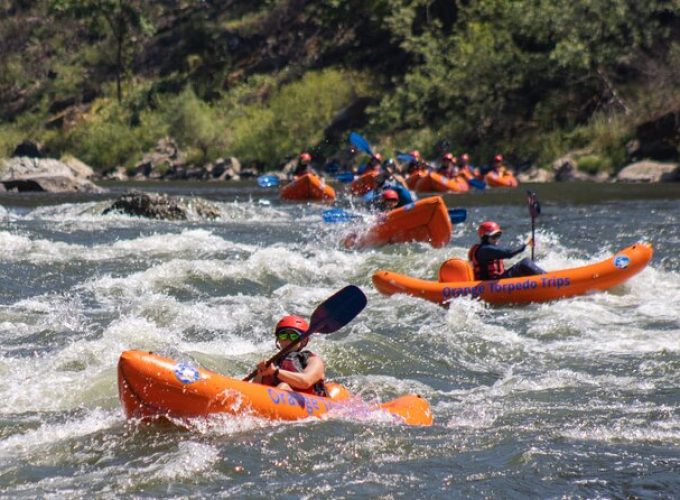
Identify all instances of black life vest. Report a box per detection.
[468,243,504,280]
[267,350,328,397]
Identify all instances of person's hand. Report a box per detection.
[526,237,534,248]
[257,360,276,377]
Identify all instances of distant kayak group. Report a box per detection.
[118,133,653,429]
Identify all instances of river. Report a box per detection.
[1,181,678,497]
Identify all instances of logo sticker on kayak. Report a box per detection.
[613,255,630,269]
[175,363,200,384]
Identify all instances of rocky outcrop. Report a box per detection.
[0,157,104,193]
[517,167,555,183]
[102,191,221,220]
[616,161,680,183]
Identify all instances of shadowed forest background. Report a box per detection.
[1,0,678,174]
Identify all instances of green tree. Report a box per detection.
[49,0,154,103]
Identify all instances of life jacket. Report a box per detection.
[262,350,328,397]
[468,243,504,280]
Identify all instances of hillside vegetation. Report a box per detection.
[1,0,678,172]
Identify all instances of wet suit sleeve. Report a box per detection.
[476,244,526,262]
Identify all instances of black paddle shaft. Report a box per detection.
[243,285,367,382]
[526,190,541,261]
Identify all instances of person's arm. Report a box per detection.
[476,243,526,261]
[276,356,325,390]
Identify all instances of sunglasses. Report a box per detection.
[489,233,502,239]
[276,329,301,341]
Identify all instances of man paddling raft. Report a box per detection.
[469,221,545,280]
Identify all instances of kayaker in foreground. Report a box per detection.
[254,315,328,396]
[469,221,545,280]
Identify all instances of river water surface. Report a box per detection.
[0,181,679,498]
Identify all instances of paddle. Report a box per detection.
[243,285,368,381]
[468,178,486,190]
[349,132,374,156]
[397,153,415,163]
[335,172,355,183]
[526,190,541,260]
[322,208,361,223]
[257,174,280,188]
[448,208,467,224]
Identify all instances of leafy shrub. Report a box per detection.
[577,154,610,175]
[228,68,372,164]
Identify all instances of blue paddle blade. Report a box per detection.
[361,190,376,203]
[322,208,359,223]
[448,208,467,224]
[335,172,355,183]
[468,178,486,190]
[397,153,415,163]
[308,285,368,334]
[257,175,280,188]
[349,132,373,155]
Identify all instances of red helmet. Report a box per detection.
[442,153,455,163]
[382,189,399,201]
[494,154,503,163]
[275,315,309,335]
[299,152,312,163]
[478,221,502,238]
[460,153,470,163]
[409,150,421,160]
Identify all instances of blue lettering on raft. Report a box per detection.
[442,284,485,299]
[540,277,571,289]
[267,388,325,415]
[489,279,538,294]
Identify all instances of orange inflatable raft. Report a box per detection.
[349,170,379,196]
[372,242,652,305]
[484,169,518,188]
[280,174,336,203]
[118,350,433,427]
[414,172,469,194]
[344,196,453,249]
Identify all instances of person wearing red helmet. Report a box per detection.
[458,153,479,180]
[406,149,427,175]
[254,314,327,397]
[437,153,459,178]
[293,151,318,177]
[378,188,400,211]
[490,153,508,175]
[468,221,544,280]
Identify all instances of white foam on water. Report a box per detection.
[0,408,119,460]
[151,440,221,481]
[0,228,256,263]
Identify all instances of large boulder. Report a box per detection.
[553,156,593,182]
[517,167,555,183]
[616,161,680,183]
[102,191,221,220]
[0,157,104,193]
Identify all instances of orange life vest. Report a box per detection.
[468,244,505,280]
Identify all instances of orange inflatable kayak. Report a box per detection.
[372,242,652,305]
[484,169,518,187]
[414,172,469,194]
[344,196,453,249]
[406,170,427,189]
[280,173,336,203]
[118,350,433,427]
[349,170,379,196]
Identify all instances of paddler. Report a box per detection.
[469,221,545,280]
[377,189,400,212]
[292,151,318,178]
[356,153,382,175]
[254,315,328,397]
[437,153,459,179]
